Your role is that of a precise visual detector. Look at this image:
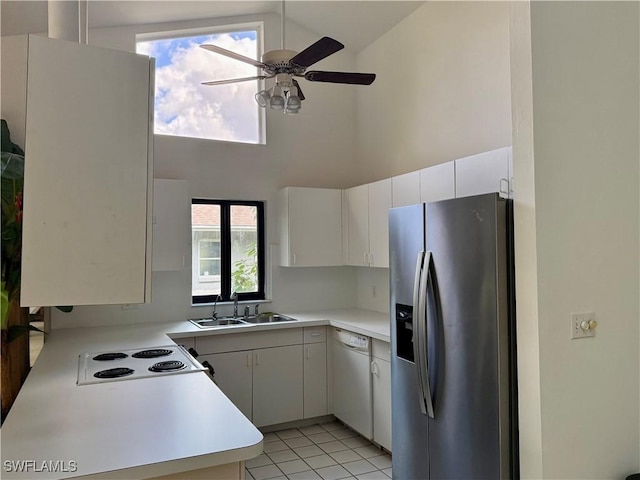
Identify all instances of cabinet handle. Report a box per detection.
[247,353,251,368]
[499,178,509,197]
[292,253,297,265]
[364,252,369,265]
[311,332,321,337]
[371,360,379,376]
[255,352,260,366]
[305,347,310,360]
[369,252,374,266]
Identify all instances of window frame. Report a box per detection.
[191,199,265,304]
[135,21,266,145]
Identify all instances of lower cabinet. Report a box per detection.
[198,327,326,428]
[371,339,392,452]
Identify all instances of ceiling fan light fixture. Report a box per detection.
[270,85,285,110]
[255,89,271,108]
[284,85,301,113]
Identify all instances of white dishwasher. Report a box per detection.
[332,328,372,438]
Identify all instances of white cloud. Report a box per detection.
[143,33,261,143]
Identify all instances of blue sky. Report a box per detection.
[136,30,260,143]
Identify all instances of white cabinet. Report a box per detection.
[392,171,421,207]
[420,161,456,203]
[371,339,392,452]
[454,147,511,199]
[345,179,391,268]
[253,345,304,427]
[208,351,253,420]
[1,35,154,307]
[153,179,190,271]
[278,187,343,267]
[303,327,328,418]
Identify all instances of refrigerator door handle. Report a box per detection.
[412,251,428,416]
[424,251,439,418]
[419,252,435,418]
[413,251,434,418]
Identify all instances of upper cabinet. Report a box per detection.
[420,161,456,203]
[391,171,421,207]
[1,35,154,307]
[278,187,343,267]
[153,179,190,272]
[345,179,391,268]
[455,147,512,199]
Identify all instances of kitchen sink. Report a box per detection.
[189,314,298,328]
[190,317,249,328]
[241,314,298,324]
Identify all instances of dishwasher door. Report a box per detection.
[332,328,372,438]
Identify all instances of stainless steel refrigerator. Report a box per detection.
[389,193,518,480]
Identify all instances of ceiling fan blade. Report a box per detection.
[304,71,376,85]
[292,79,305,101]
[202,76,268,86]
[290,37,344,68]
[200,44,266,68]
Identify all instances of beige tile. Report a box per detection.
[321,421,344,432]
[277,459,311,475]
[263,432,280,442]
[293,445,325,458]
[264,439,289,453]
[329,449,362,465]
[287,471,322,480]
[355,471,389,480]
[319,440,350,454]
[285,436,314,448]
[382,467,392,478]
[276,428,303,440]
[246,468,255,480]
[307,432,337,444]
[266,449,298,464]
[329,428,359,440]
[300,424,326,436]
[353,445,383,459]
[342,460,377,476]
[304,454,338,469]
[341,437,371,449]
[246,454,273,468]
[247,464,283,480]
[315,464,352,480]
[367,455,392,470]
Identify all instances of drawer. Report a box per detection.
[372,338,390,362]
[304,326,327,344]
[195,328,303,354]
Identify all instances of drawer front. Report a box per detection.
[304,326,327,344]
[371,338,390,362]
[195,328,303,354]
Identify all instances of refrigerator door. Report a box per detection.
[425,193,512,479]
[389,204,430,480]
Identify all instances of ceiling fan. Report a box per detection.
[199,1,376,114]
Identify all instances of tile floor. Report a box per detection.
[246,421,392,480]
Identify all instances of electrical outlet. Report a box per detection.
[570,312,596,339]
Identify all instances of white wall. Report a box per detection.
[514,1,640,478]
[52,12,361,328]
[355,1,512,183]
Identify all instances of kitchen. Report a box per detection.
[1,1,639,480]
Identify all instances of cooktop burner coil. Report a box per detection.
[148,360,186,373]
[131,348,173,359]
[92,352,128,361]
[94,367,135,379]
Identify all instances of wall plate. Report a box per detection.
[570,312,595,339]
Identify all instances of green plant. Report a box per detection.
[231,242,258,292]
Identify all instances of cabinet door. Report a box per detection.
[279,187,343,267]
[346,184,369,266]
[19,35,153,306]
[454,147,510,199]
[253,345,303,427]
[304,343,327,418]
[392,171,421,207]
[372,359,392,452]
[203,351,253,421]
[368,179,391,268]
[153,179,190,271]
[420,161,455,204]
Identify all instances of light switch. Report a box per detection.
[570,312,596,339]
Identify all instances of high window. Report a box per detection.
[191,199,265,304]
[136,24,264,144]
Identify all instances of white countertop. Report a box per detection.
[1,308,389,479]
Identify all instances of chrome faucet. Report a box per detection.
[211,295,220,319]
[254,303,260,316]
[230,291,238,318]
[244,305,250,318]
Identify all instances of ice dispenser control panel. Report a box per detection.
[396,304,414,363]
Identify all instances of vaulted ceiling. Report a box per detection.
[1,1,424,53]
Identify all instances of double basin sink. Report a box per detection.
[190,313,297,329]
